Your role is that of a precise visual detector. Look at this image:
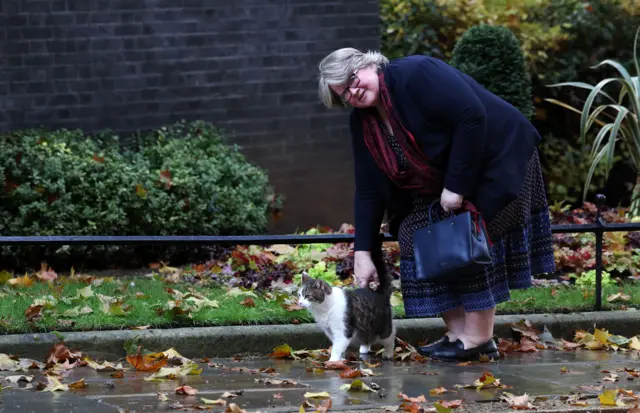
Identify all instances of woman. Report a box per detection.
[316,48,555,362]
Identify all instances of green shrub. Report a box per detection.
[450,24,534,120]
[0,128,144,236]
[0,120,281,271]
[128,120,278,236]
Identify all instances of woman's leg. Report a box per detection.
[458,307,496,349]
[442,306,466,341]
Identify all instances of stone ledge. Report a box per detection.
[1,310,637,360]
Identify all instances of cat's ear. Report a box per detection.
[301,271,312,284]
[317,279,332,295]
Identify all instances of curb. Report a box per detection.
[1,310,638,360]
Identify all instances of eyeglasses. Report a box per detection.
[339,71,360,104]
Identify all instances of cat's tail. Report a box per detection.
[369,239,393,296]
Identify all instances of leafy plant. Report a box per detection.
[0,120,281,270]
[569,269,616,287]
[451,24,534,119]
[546,25,640,216]
[540,133,617,204]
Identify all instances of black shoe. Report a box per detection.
[429,338,500,362]
[417,335,450,356]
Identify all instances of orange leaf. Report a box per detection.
[47,343,83,365]
[110,370,124,379]
[269,344,293,359]
[324,360,350,370]
[25,305,43,322]
[519,337,538,353]
[399,401,421,413]
[438,399,462,408]
[241,297,256,308]
[398,392,427,403]
[176,385,198,395]
[339,368,361,378]
[7,274,33,287]
[126,349,168,372]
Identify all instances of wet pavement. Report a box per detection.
[2,349,640,412]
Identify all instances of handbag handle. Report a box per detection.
[427,199,454,223]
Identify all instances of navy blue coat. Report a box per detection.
[351,55,541,251]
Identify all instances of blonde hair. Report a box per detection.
[317,48,389,109]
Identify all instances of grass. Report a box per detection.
[0,276,638,335]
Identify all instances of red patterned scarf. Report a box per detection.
[360,70,443,195]
[359,70,491,244]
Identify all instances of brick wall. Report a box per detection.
[0,0,381,233]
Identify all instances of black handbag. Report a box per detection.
[412,199,493,282]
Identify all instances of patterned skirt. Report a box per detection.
[398,149,556,317]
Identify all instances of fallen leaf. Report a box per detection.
[429,387,447,396]
[157,392,169,401]
[126,347,167,372]
[240,297,256,308]
[255,377,304,387]
[176,385,198,395]
[38,376,69,392]
[599,389,624,406]
[455,372,507,390]
[225,403,248,413]
[25,305,44,323]
[36,264,57,281]
[304,391,331,398]
[201,398,227,405]
[339,368,361,378]
[340,379,376,393]
[438,400,462,409]
[324,360,350,370]
[501,392,535,410]
[46,343,83,365]
[7,275,33,287]
[270,344,294,359]
[607,292,631,303]
[69,379,88,389]
[110,370,124,379]
[398,392,427,403]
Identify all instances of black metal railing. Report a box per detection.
[1,194,639,311]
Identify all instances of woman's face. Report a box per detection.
[330,64,379,108]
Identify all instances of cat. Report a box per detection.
[297,244,395,362]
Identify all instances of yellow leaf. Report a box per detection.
[629,336,640,350]
[304,392,331,398]
[599,389,624,406]
[594,328,610,345]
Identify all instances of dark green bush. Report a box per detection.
[0,120,280,271]
[127,120,278,236]
[450,24,534,120]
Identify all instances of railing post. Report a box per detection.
[594,194,607,311]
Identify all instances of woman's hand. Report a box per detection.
[440,188,463,212]
[354,251,379,288]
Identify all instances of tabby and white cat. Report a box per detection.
[298,246,395,362]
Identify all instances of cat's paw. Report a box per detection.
[381,352,394,361]
[359,345,371,354]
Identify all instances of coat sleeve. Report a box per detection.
[350,111,390,252]
[406,59,487,197]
